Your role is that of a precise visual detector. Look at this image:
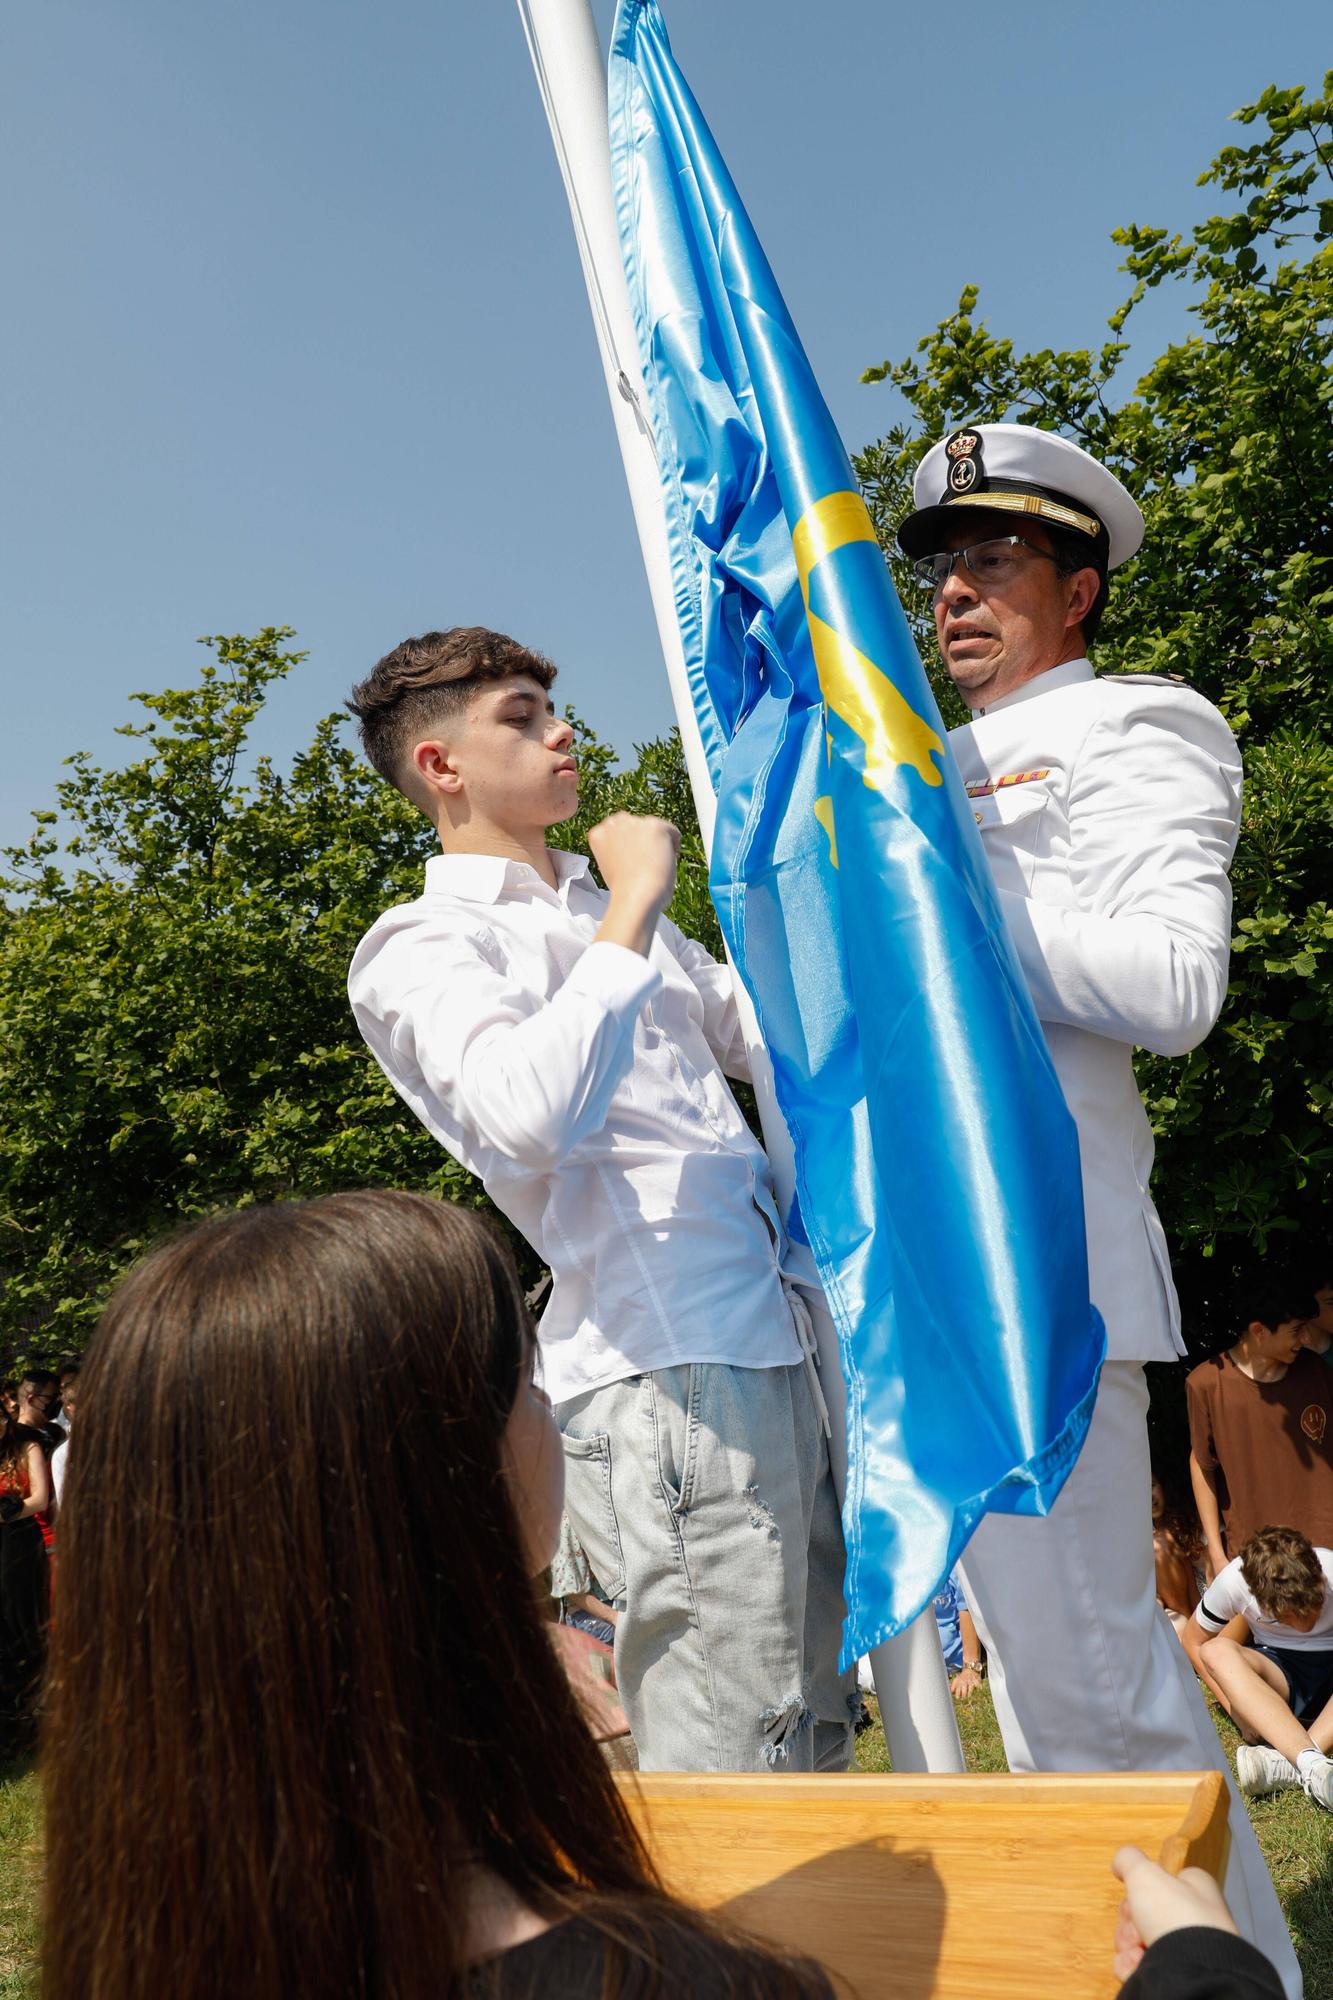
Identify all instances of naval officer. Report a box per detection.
[898,422,1300,1995]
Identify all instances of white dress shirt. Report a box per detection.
[950,659,1242,1362]
[348,850,801,1403]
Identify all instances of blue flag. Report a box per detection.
[608,0,1105,1663]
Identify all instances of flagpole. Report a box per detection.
[515,0,962,1775]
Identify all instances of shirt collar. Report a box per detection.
[975,658,1094,718]
[423,848,592,907]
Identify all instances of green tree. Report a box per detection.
[0,628,701,1359]
[856,77,1333,1338]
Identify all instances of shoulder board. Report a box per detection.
[1105,672,1191,688]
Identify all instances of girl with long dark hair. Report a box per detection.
[41,1191,830,1999]
[1152,1467,1208,1635]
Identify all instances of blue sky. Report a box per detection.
[3,1,1327,856]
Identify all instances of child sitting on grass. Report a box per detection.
[1184,1525,1333,1807]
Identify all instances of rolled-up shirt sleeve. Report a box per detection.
[997,690,1242,1057]
[350,922,661,1173]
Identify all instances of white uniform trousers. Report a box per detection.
[957,1360,1301,1999]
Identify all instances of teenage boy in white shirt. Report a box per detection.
[346,626,856,1773]
[1186,1525,1333,1808]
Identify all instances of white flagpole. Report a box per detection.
[515,0,962,1775]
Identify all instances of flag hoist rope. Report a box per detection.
[513,0,963,1774]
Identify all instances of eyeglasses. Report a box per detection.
[911,536,1064,593]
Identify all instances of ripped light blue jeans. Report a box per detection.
[557,1359,857,1773]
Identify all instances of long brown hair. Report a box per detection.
[0,1405,38,1480]
[43,1192,825,2000]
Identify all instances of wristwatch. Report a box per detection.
[961,1658,986,1676]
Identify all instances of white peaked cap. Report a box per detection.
[896,423,1145,571]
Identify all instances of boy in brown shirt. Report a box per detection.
[1187,1281,1333,1578]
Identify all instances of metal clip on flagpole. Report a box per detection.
[515,0,962,1776]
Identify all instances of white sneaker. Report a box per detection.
[1236,1743,1301,1797]
[1299,1752,1333,1811]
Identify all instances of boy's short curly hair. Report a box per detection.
[347,627,556,798]
[1240,1525,1325,1623]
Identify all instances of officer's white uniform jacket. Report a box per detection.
[949,658,1243,1363]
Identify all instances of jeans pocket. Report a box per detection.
[559,1431,626,1602]
[651,1363,701,1519]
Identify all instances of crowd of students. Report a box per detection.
[0,1363,76,1756]
[0,1195,1294,1997]
[909,1267,1333,1810]
[1145,1267,1333,1816]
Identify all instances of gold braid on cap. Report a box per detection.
[943,488,1101,540]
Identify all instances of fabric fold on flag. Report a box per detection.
[608,0,1105,1662]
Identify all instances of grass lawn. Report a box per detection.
[0,1756,39,2000]
[1,1697,1329,1995]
